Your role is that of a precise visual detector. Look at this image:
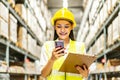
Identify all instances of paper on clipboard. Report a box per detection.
[59,53,97,74]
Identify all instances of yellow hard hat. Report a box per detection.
[51,8,76,28]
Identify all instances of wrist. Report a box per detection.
[49,58,55,63]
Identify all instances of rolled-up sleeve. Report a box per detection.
[39,43,48,74]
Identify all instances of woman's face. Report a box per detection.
[55,19,73,40]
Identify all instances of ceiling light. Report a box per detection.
[63,0,68,8]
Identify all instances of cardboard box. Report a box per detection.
[99,8,104,26]
[36,45,41,57]
[0,18,8,39]
[9,14,17,43]
[0,2,8,22]
[7,0,15,8]
[27,34,32,53]
[15,4,27,22]
[100,34,104,52]
[107,0,112,14]
[112,16,119,42]
[27,9,33,28]
[17,26,27,50]
[25,61,36,74]
[31,38,37,57]
[111,0,119,11]
[107,24,113,46]
[103,2,108,22]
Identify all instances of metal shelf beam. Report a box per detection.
[0,38,39,61]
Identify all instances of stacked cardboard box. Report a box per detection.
[36,45,41,57]
[0,2,8,22]
[15,4,27,22]
[0,2,8,39]
[25,61,36,74]
[99,34,105,53]
[107,24,113,46]
[7,0,15,8]
[27,34,32,54]
[111,0,119,11]
[112,16,119,42]
[0,18,8,39]
[27,34,38,57]
[9,14,17,43]
[103,2,108,23]
[27,9,31,28]
[107,0,112,14]
[17,26,27,51]
[99,7,104,26]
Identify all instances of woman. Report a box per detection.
[39,8,89,80]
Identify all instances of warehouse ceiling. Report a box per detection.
[48,0,84,39]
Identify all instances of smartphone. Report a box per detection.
[55,40,64,48]
[55,40,64,53]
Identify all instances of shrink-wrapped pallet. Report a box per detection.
[9,14,17,43]
[0,18,8,39]
[17,26,27,51]
[0,2,8,22]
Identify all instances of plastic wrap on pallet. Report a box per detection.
[9,14,17,43]
[0,2,8,22]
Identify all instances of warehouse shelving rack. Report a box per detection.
[0,0,42,80]
[77,0,120,80]
[1,0,42,46]
[92,3,120,80]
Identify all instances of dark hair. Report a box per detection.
[53,19,75,40]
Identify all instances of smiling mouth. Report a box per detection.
[59,33,67,35]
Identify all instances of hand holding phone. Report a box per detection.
[55,40,64,53]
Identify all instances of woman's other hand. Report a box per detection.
[75,64,89,78]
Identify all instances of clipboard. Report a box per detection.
[59,53,97,74]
